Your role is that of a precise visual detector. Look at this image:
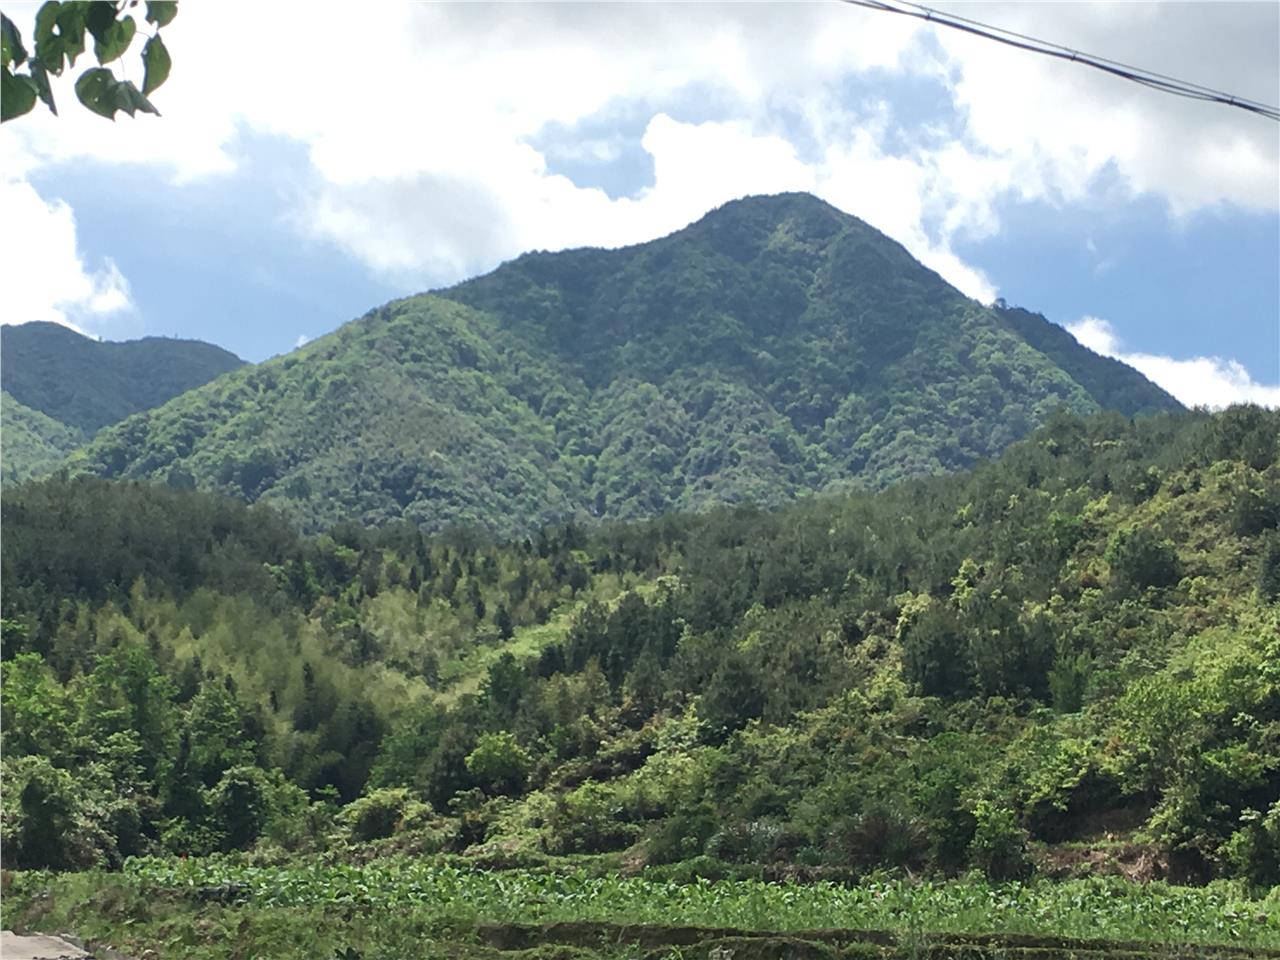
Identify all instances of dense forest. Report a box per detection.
[4,405,1276,891]
[63,194,1180,536]
[1,391,86,485]
[0,320,244,435]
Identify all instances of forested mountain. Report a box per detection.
[1,391,86,484]
[0,320,243,434]
[74,194,1179,535]
[3,406,1277,887]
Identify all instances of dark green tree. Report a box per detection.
[208,765,270,851]
[1105,527,1180,593]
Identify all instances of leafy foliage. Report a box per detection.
[0,0,177,123]
[3,406,1276,893]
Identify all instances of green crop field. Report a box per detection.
[6,857,1279,960]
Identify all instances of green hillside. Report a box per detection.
[4,405,1277,957]
[75,194,1180,535]
[994,304,1174,415]
[1,320,244,435]
[4,407,1277,882]
[1,391,86,484]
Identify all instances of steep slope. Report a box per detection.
[76,193,1180,534]
[0,391,86,484]
[995,304,1177,416]
[1,321,244,434]
[78,299,583,533]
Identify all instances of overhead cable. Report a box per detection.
[838,0,1280,122]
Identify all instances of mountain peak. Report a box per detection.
[687,191,855,249]
[69,197,1179,534]
[701,190,848,221]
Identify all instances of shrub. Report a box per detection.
[1047,645,1092,714]
[828,805,929,872]
[969,800,1032,882]
[3,757,99,869]
[646,803,719,865]
[1223,802,1280,888]
[339,787,429,842]
[706,819,799,864]
[547,781,640,854]
[464,731,531,796]
[1258,531,1280,602]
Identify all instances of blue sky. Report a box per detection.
[2,2,1277,405]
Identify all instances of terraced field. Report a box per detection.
[6,858,1278,960]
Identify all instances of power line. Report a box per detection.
[838,0,1280,122]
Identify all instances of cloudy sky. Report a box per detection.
[2,1,1277,408]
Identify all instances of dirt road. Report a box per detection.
[0,931,90,959]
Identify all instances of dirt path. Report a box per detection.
[0,931,90,960]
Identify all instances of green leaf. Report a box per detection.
[33,2,61,70]
[33,2,62,42]
[1,14,28,69]
[29,56,56,114]
[144,1,178,28]
[141,33,169,94]
[84,1,117,45]
[74,65,117,118]
[34,3,88,77]
[54,3,87,69]
[1,66,39,122]
[93,13,134,64]
[112,79,158,117]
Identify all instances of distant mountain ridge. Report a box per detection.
[1,321,244,434]
[0,391,86,484]
[71,193,1180,534]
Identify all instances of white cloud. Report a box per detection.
[0,2,1003,301]
[0,177,134,336]
[1067,316,1280,409]
[295,334,311,349]
[932,2,1280,216]
[0,2,1273,338]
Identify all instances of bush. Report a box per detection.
[1223,802,1280,888]
[1258,531,1280,602]
[546,781,640,854]
[464,731,531,796]
[827,806,929,872]
[643,855,761,883]
[706,819,799,864]
[1047,645,1092,714]
[2,757,99,869]
[969,800,1033,882]
[261,773,320,850]
[646,803,719,865]
[339,787,429,842]
[1231,484,1280,537]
